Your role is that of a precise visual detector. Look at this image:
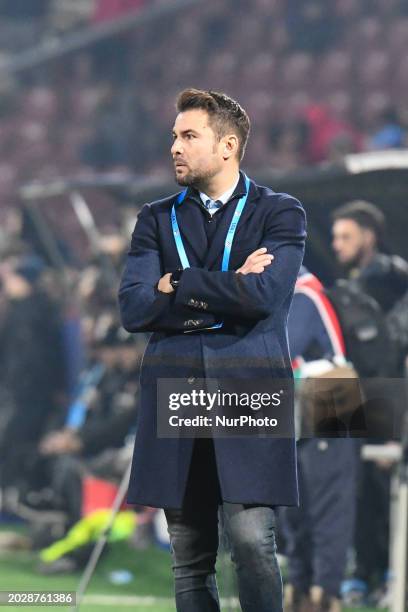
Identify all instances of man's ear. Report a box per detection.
[362,227,377,250]
[222,134,239,159]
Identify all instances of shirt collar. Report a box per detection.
[185,170,248,205]
[199,172,240,207]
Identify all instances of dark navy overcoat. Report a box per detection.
[118,171,306,509]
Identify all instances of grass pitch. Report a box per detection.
[0,524,383,611]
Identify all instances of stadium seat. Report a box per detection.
[353,16,383,49]
[280,52,314,91]
[388,18,408,55]
[316,50,352,92]
[325,90,353,122]
[356,49,390,88]
[21,88,58,123]
[334,0,360,19]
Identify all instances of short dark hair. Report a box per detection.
[332,200,386,244]
[176,88,250,161]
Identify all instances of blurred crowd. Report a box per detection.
[0,0,147,51]
[1,1,408,219]
[0,212,148,561]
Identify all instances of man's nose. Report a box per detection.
[171,138,183,156]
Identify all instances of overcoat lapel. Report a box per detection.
[172,196,208,266]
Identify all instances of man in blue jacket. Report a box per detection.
[282,267,358,612]
[118,88,306,612]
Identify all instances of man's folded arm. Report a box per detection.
[174,196,306,320]
[118,204,217,332]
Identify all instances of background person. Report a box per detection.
[281,266,358,612]
[331,199,408,605]
[0,254,67,493]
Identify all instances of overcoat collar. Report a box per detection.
[175,170,260,269]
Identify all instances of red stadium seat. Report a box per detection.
[253,0,284,18]
[69,87,103,123]
[325,90,353,122]
[21,87,58,123]
[359,91,392,129]
[375,0,401,17]
[387,18,408,55]
[390,57,408,97]
[334,0,360,19]
[280,52,314,92]
[352,16,383,50]
[245,91,277,125]
[239,53,277,90]
[356,49,390,88]
[0,162,18,198]
[316,50,352,92]
[277,91,312,122]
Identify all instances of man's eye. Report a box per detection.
[186,133,195,139]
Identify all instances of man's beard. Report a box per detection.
[174,166,216,191]
[339,244,367,274]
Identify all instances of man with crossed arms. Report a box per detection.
[119,88,306,612]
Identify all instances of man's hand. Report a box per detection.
[0,264,31,299]
[236,247,274,275]
[157,272,174,293]
[39,429,82,455]
[157,248,273,288]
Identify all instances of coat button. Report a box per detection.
[188,376,195,384]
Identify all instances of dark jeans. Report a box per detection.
[164,438,282,612]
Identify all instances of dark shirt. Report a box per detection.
[353,253,408,313]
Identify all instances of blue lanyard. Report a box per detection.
[170,174,250,331]
[171,173,250,270]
